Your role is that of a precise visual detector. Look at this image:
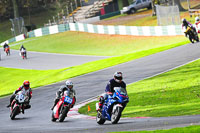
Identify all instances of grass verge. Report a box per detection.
[11,31,188,56]
[110,125,200,133]
[0,40,188,97]
[79,58,200,117]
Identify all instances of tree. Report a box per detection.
[12,0,19,18]
[122,0,129,7]
[174,0,186,11]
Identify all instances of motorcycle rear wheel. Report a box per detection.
[111,106,122,124]
[10,106,19,120]
[58,106,69,122]
[96,111,106,125]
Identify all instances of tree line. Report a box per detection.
[0,0,75,21]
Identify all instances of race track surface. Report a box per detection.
[1,43,200,133]
[0,50,108,70]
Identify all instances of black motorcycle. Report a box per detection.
[184,25,199,43]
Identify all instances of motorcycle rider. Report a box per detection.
[7,80,32,111]
[20,45,27,57]
[182,18,196,33]
[97,71,127,111]
[3,43,9,52]
[51,80,76,110]
[194,16,200,33]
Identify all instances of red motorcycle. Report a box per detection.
[10,91,29,120]
[51,90,75,122]
[5,47,10,56]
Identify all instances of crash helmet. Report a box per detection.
[65,80,73,90]
[182,18,187,23]
[114,71,123,83]
[23,80,30,90]
[195,16,200,22]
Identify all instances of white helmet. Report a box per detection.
[113,71,123,83]
[195,16,199,22]
[65,80,73,89]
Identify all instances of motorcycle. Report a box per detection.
[184,25,199,43]
[20,49,27,59]
[96,87,129,124]
[5,47,10,56]
[51,90,75,122]
[10,91,29,120]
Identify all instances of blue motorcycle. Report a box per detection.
[96,87,129,124]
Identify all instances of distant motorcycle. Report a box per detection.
[20,49,27,59]
[5,47,10,56]
[51,90,75,122]
[10,91,30,120]
[184,25,199,43]
[96,87,129,124]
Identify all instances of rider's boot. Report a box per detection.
[6,104,11,108]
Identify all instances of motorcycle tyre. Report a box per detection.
[196,36,199,42]
[51,112,57,122]
[189,37,194,43]
[96,111,106,125]
[111,106,122,124]
[10,106,19,120]
[58,106,69,122]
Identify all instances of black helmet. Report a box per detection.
[114,72,123,83]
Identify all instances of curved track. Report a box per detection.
[1,43,200,133]
[0,49,108,70]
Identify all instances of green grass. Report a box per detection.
[0,40,188,97]
[79,58,200,117]
[110,125,200,133]
[11,31,188,56]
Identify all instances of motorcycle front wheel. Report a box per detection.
[111,106,122,124]
[51,112,57,122]
[10,106,19,120]
[58,106,69,122]
[96,111,105,125]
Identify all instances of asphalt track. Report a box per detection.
[1,43,200,133]
[0,49,108,70]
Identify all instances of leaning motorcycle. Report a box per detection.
[96,87,129,124]
[51,90,75,122]
[184,25,199,43]
[10,91,29,120]
[5,47,10,56]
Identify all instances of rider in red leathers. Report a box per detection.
[7,80,32,110]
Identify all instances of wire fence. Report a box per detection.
[156,5,181,26]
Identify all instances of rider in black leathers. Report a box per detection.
[97,72,127,111]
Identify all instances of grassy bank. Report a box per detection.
[110,125,200,133]
[11,31,188,56]
[79,58,200,117]
[0,40,188,97]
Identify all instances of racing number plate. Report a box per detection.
[64,96,73,104]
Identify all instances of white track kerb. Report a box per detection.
[70,57,200,119]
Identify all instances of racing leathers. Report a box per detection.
[7,86,32,109]
[51,85,76,110]
[182,20,196,37]
[3,43,9,51]
[98,78,126,110]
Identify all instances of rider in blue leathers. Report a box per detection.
[97,72,126,111]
